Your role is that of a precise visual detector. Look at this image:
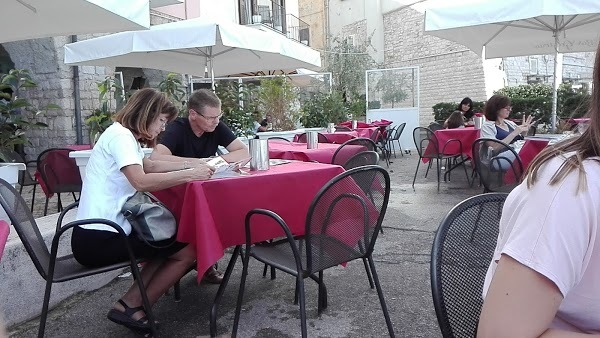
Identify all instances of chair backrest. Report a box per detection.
[267,137,291,143]
[334,125,352,132]
[413,127,438,158]
[471,138,523,192]
[296,132,330,143]
[429,122,444,132]
[36,148,83,194]
[393,123,406,141]
[342,151,379,170]
[304,165,390,273]
[431,193,507,338]
[0,178,50,279]
[369,129,381,143]
[331,137,377,166]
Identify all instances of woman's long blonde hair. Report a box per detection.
[525,43,600,191]
[114,88,177,147]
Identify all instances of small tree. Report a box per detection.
[300,91,347,128]
[157,73,187,115]
[258,77,298,131]
[215,81,258,137]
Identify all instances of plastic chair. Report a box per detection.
[36,148,83,215]
[431,193,508,338]
[389,123,406,158]
[342,151,380,170]
[232,166,395,338]
[296,132,330,143]
[412,127,470,192]
[471,138,524,193]
[331,137,376,166]
[0,178,158,337]
[0,149,38,212]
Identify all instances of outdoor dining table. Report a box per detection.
[268,141,364,164]
[152,161,345,336]
[504,138,550,184]
[423,128,480,162]
[0,220,9,262]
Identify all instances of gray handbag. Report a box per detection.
[121,192,177,248]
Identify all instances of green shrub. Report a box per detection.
[300,91,347,128]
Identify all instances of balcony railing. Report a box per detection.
[286,13,310,46]
[239,0,310,46]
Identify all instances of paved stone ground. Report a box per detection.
[8,151,482,337]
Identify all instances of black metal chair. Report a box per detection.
[0,149,39,212]
[36,148,83,215]
[412,127,470,192]
[334,125,352,132]
[267,136,292,143]
[389,123,406,157]
[331,137,376,166]
[0,178,157,337]
[342,151,380,170]
[472,138,524,193]
[296,132,330,143]
[431,192,508,338]
[429,122,444,131]
[232,166,395,338]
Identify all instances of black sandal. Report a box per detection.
[107,299,151,333]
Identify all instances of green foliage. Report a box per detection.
[157,73,187,115]
[257,76,299,131]
[0,69,56,160]
[374,72,408,108]
[85,76,123,141]
[325,36,377,120]
[215,81,258,137]
[300,91,347,128]
[557,83,590,119]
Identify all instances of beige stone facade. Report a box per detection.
[0,11,177,160]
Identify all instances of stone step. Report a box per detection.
[0,209,121,326]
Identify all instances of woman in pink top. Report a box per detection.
[478,43,600,336]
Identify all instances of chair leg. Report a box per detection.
[174,280,182,302]
[129,263,158,337]
[425,161,432,178]
[436,158,441,192]
[317,271,326,315]
[297,275,308,338]
[43,197,49,216]
[412,160,421,191]
[362,257,375,289]
[367,256,395,338]
[31,185,37,213]
[38,279,54,338]
[232,248,251,337]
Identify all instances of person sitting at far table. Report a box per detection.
[444,110,466,129]
[151,89,250,283]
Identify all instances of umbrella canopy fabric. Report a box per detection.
[63,18,321,78]
[1,0,150,43]
[424,0,600,130]
[425,0,600,58]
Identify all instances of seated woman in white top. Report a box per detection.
[479,95,533,170]
[478,42,600,336]
[72,88,214,334]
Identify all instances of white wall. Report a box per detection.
[199,0,239,23]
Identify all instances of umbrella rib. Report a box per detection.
[563,14,600,31]
[16,0,36,13]
[212,47,236,57]
[484,24,510,47]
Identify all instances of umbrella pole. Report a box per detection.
[209,46,215,91]
[551,33,561,133]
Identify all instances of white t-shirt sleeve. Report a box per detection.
[499,163,595,297]
[106,128,144,170]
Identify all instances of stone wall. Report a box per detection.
[298,0,326,52]
[0,12,178,160]
[382,9,486,124]
[504,53,595,87]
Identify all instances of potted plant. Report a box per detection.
[0,69,57,184]
[85,76,124,145]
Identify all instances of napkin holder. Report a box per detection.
[249,139,269,171]
[307,131,318,149]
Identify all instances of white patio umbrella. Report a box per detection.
[1,0,150,43]
[63,18,321,82]
[425,0,600,130]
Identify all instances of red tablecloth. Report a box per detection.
[503,139,549,184]
[268,141,364,164]
[35,145,91,198]
[293,132,358,144]
[0,220,9,262]
[152,162,345,281]
[422,129,480,163]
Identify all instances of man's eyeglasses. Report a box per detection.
[192,109,223,122]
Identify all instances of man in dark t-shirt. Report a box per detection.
[151,89,249,284]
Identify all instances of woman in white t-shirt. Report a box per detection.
[478,45,600,336]
[72,88,214,334]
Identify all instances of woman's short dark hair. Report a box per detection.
[458,97,474,119]
[484,95,511,122]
